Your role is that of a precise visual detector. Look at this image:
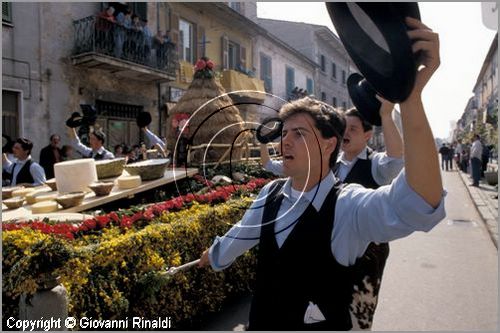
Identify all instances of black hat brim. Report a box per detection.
[136,111,152,128]
[327,2,420,102]
[347,73,382,126]
[66,112,84,128]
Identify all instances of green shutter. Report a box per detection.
[3,2,12,23]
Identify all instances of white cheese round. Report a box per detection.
[54,158,97,193]
[117,175,142,189]
[31,201,59,214]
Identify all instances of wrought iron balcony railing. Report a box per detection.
[73,16,178,76]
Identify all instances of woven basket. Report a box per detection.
[55,192,86,209]
[45,178,58,191]
[124,158,170,181]
[2,186,24,199]
[3,196,25,209]
[88,181,114,196]
[95,158,126,179]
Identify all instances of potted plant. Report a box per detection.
[484,166,498,186]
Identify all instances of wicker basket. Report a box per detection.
[88,181,114,196]
[3,196,25,209]
[2,186,24,199]
[95,158,126,179]
[124,158,170,181]
[45,178,58,191]
[55,192,86,209]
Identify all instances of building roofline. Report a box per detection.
[473,33,498,91]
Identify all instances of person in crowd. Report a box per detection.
[61,145,74,161]
[96,6,116,52]
[481,143,491,177]
[39,134,63,179]
[67,127,114,160]
[260,142,284,176]
[141,19,153,63]
[153,30,167,68]
[114,8,132,58]
[114,144,126,158]
[438,143,451,171]
[198,17,445,330]
[469,134,483,187]
[460,149,469,173]
[2,138,46,187]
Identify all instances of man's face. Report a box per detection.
[50,136,60,148]
[341,116,372,156]
[12,143,29,159]
[89,134,103,150]
[280,113,335,180]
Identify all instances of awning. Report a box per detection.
[220,69,266,101]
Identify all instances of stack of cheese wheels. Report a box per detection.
[12,187,36,198]
[54,158,97,193]
[25,188,52,204]
[117,175,141,189]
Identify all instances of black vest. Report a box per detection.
[248,180,353,331]
[9,160,35,185]
[334,149,390,329]
[90,151,106,160]
[337,149,379,189]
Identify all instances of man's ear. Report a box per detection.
[325,136,338,156]
[364,130,373,142]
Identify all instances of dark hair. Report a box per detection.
[90,129,106,144]
[344,108,373,132]
[16,138,34,154]
[61,145,73,157]
[279,97,346,168]
[50,134,60,141]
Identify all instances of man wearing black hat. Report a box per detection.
[67,127,114,160]
[2,138,46,186]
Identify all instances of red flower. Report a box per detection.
[206,60,215,69]
[195,59,207,71]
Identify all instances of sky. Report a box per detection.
[257,2,498,140]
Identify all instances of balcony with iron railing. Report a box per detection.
[71,16,178,82]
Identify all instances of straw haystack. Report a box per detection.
[167,58,249,165]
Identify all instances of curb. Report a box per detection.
[455,168,498,248]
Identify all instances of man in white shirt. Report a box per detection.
[198,17,445,330]
[469,134,483,187]
[68,127,114,160]
[2,138,46,186]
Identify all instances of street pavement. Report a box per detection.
[201,170,498,331]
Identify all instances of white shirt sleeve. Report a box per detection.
[208,182,273,271]
[332,171,447,266]
[71,137,92,157]
[30,162,47,185]
[370,152,404,185]
[264,159,284,176]
[144,128,166,150]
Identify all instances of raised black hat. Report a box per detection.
[256,117,283,144]
[66,112,83,128]
[347,73,382,126]
[80,104,98,126]
[136,111,152,128]
[327,2,420,102]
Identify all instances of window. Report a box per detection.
[260,53,273,93]
[342,101,347,110]
[229,2,242,14]
[2,90,20,140]
[306,78,313,95]
[320,55,326,72]
[228,40,241,70]
[2,2,12,23]
[321,92,326,102]
[332,97,337,107]
[285,66,295,99]
[342,70,346,84]
[331,62,336,79]
[95,100,144,149]
[179,19,194,63]
[129,2,147,21]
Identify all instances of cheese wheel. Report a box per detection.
[54,159,97,193]
[25,188,52,204]
[34,191,59,203]
[117,175,141,189]
[31,201,59,214]
[12,188,36,198]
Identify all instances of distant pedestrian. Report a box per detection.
[439,143,451,171]
[481,143,490,177]
[469,135,482,187]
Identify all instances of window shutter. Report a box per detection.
[170,12,180,49]
[2,2,12,23]
[197,25,205,59]
[221,35,229,70]
[240,45,246,71]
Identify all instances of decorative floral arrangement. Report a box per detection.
[193,56,215,79]
[2,178,270,239]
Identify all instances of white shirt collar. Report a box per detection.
[337,146,369,165]
[282,171,339,211]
